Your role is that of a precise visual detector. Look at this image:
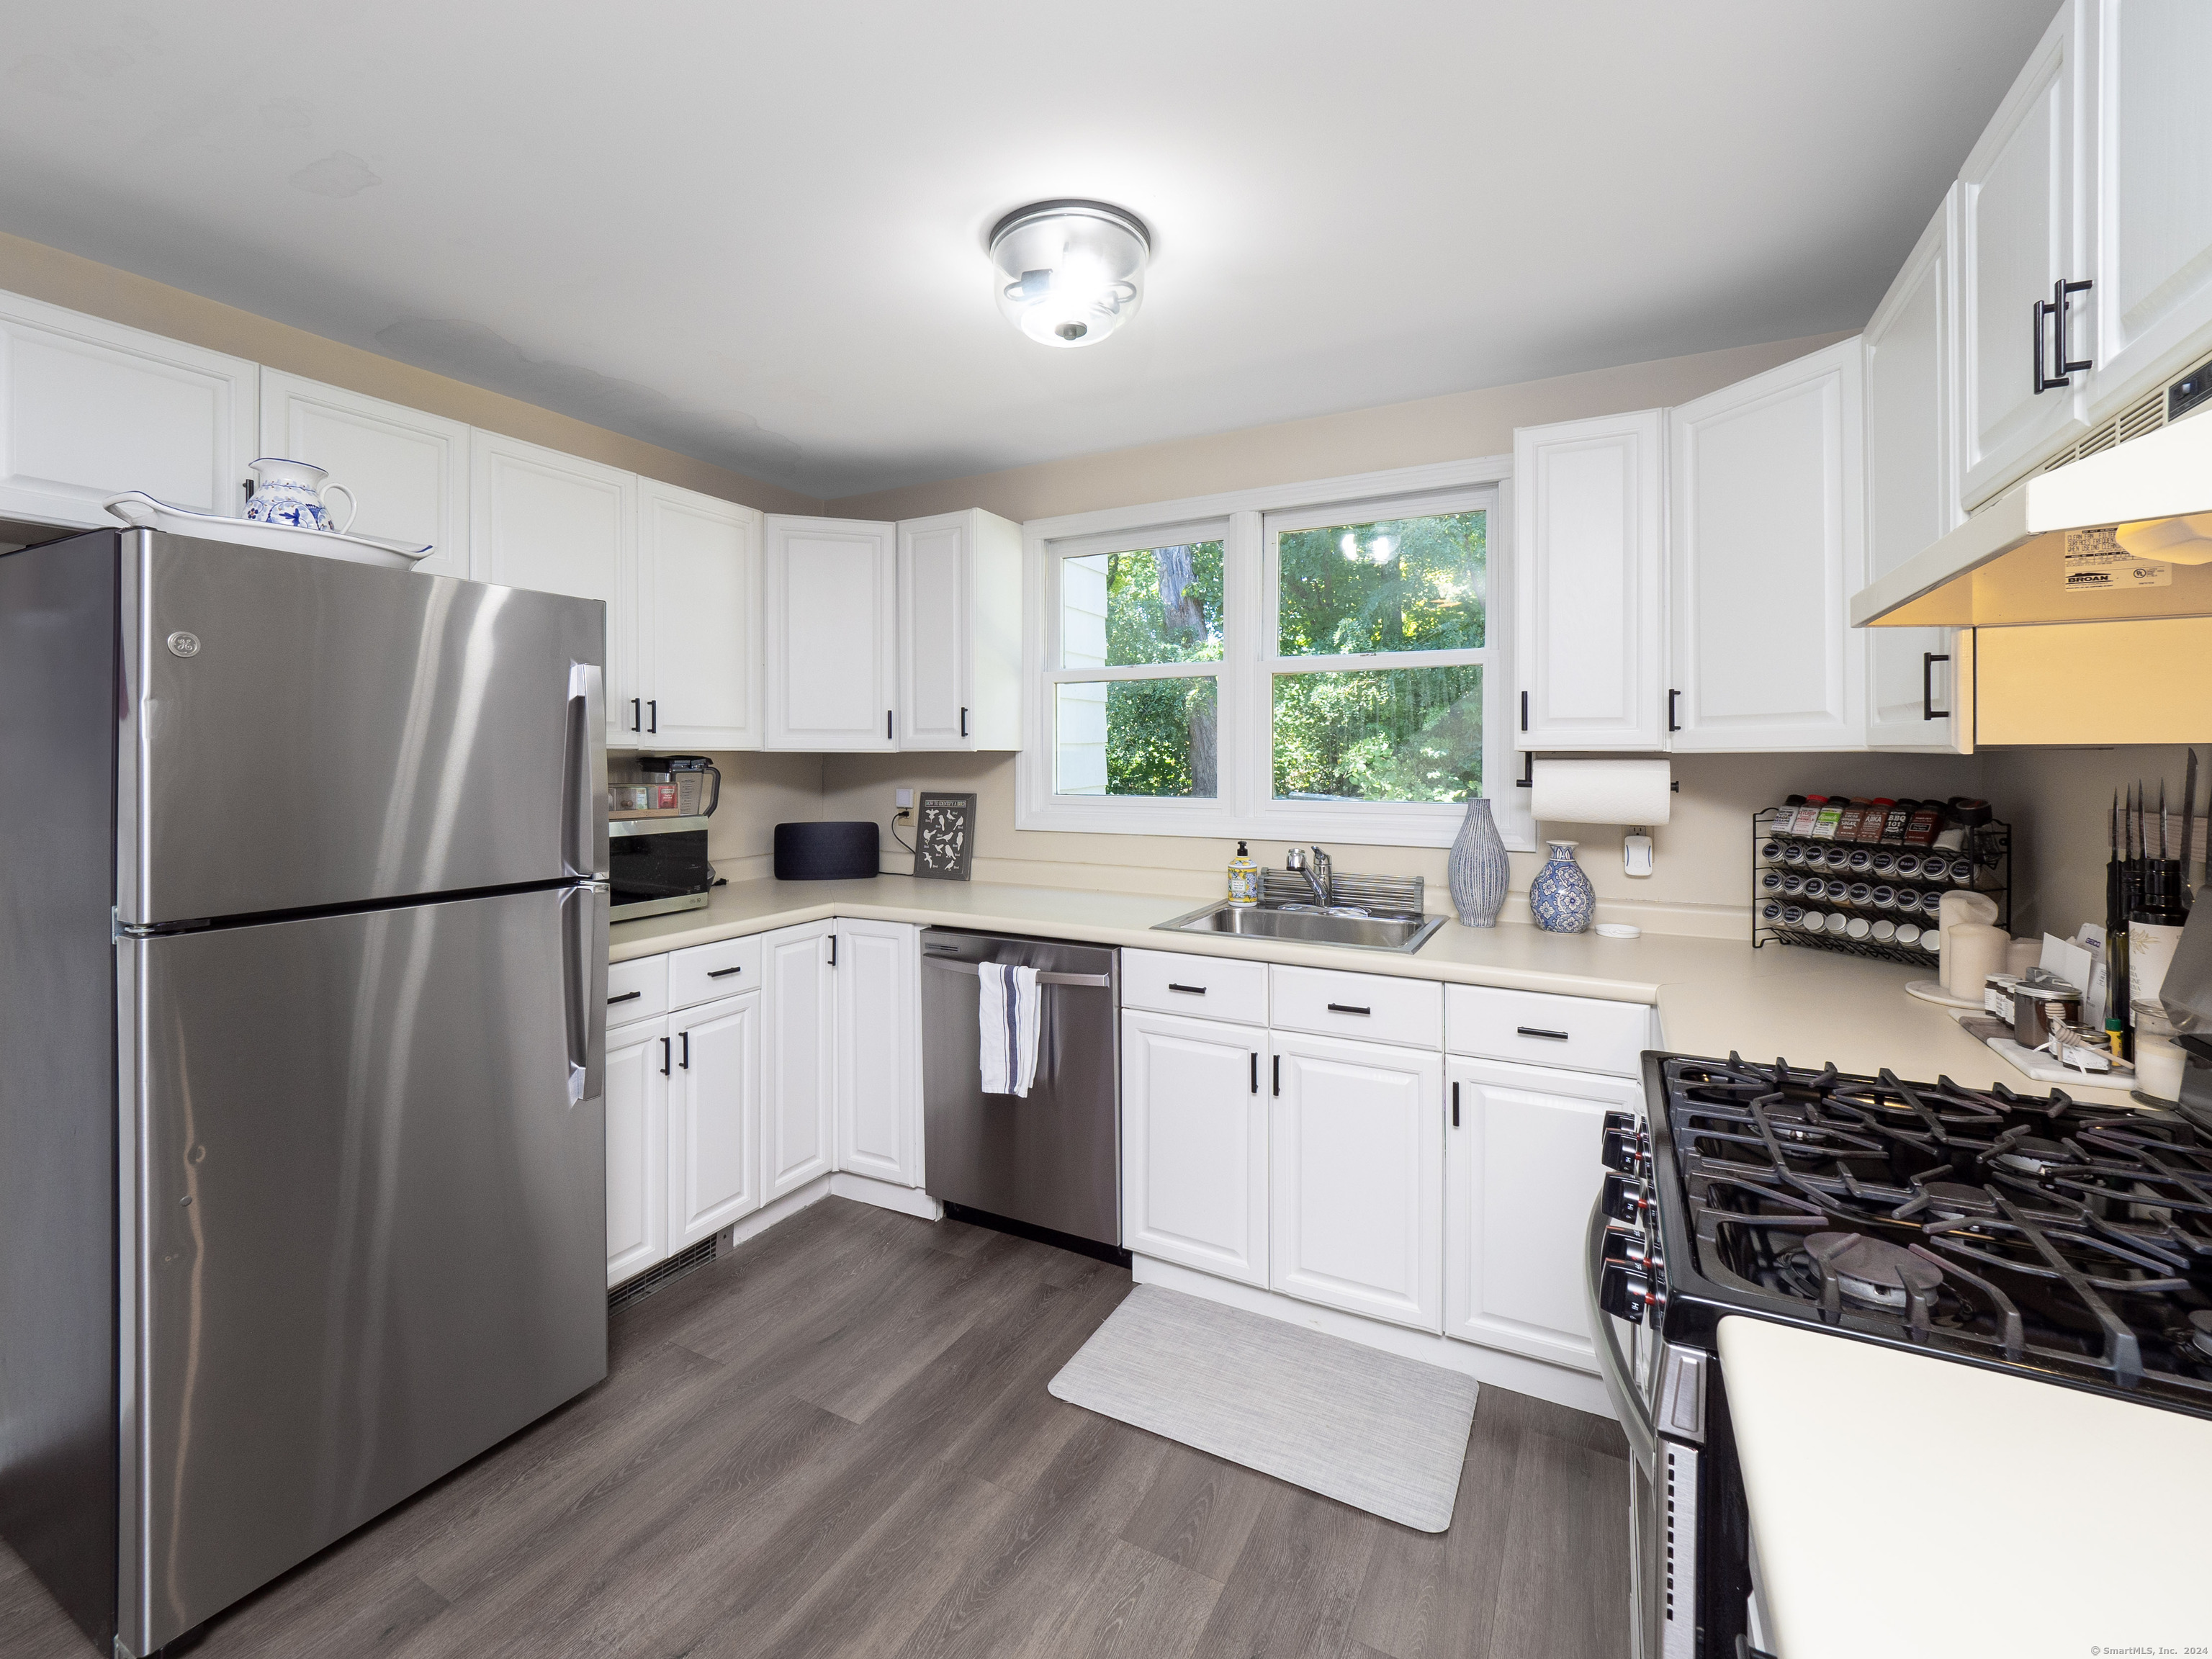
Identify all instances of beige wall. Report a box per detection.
[1981,744,2202,941]
[0,230,823,516]
[827,331,1853,523]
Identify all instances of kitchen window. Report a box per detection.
[1022,465,1529,850]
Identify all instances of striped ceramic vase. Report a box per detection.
[1447,796,1510,927]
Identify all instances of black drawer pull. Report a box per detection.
[1451,1080,1460,1128]
[1250,1052,1259,1094]
[1516,1025,1570,1040]
[608,989,642,1004]
[1272,1054,1281,1096]
[1326,1002,1371,1015]
[1167,982,1208,994]
[707,966,744,979]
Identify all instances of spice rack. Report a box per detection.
[1750,808,2012,968]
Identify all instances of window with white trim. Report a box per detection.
[1021,467,1532,851]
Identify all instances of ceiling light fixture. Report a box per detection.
[988,199,1150,349]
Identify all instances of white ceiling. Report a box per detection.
[0,1,2057,500]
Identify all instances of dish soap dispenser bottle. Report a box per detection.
[1227,840,1260,907]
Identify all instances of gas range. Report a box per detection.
[1604,1053,2212,1416]
[1588,1053,2212,1658]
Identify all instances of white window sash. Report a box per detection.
[1018,458,1531,851]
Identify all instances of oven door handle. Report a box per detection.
[1586,1197,1658,1473]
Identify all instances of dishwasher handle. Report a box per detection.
[925,957,1110,989]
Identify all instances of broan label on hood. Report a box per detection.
[2064,526,2172,590]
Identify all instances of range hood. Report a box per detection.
[1853,408,2212,629]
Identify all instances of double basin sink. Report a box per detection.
[1155,900,1445,955]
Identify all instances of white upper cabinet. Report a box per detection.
[1958,1,2089,507]
[897,508,1023,750]
[1668,339,1865,752]
[471,431,638,748]
[2084,0,2212,423]
[258,369,470,581]
[765,516,897,750]
[1511,410,1668,751]
[638,480,762,750]
[0,289,255,528]
[834,919,921,1187]
[1862,191,1970,752]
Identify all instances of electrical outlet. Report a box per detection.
[895,787,913,809]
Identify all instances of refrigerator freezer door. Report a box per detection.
[127,885,607,1651]
[125,530,606,926]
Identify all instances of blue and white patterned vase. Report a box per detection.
[1528,840,1596,933]
[1447,796,1510,927]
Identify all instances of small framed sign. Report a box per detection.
[914,792,977,881]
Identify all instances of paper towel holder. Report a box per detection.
[1514,752,1678,794]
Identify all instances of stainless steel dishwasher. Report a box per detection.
[920,928,1121,1254]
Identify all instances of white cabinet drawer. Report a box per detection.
[1445,984,1650,1076]
[605,954,668,1024]
[669,935,764,1010]
[1269,966,1441,1049]
[1123,948,1269,1027]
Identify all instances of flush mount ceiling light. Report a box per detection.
[989,199,1150,349]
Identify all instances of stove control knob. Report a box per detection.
[1601,1125,1647,1177]
[1601,1171,1650,1226]
[1602,1220,1660,1274]
[1599,1261,1650,1324]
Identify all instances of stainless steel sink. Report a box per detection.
[1154,901,1446,954]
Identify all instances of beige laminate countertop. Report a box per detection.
[612,877,2136,1104]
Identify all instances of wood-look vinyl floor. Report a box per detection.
[1,1197,1631,1659]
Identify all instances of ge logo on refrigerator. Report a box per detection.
[166,631,201,658]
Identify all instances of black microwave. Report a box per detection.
[608,817,715,922]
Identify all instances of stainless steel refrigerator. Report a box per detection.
[0,528,612,1656]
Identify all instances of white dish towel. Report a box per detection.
[978,962,1043,1097]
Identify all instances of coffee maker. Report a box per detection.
[636,755,721,818]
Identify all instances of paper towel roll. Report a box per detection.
[1529,759,1673,826]
[1945,922,2008,999]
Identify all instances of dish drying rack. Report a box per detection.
[1750,808,2012,968]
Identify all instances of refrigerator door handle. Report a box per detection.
[565,662,608,881]
[561,884,609,1105]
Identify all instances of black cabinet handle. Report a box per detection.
[1167,982,1207,995]
[678,1031,690,1070]
[631,697,642,732]
[608,989,642,1004]
[886,710,894,741]
[1667,689,1681,732]
[1250,1052,1259,1094]
[828,933,837,967]
[1922,652,1951,721]
[2035,278,2094,392]
[647,698,657,734]
[707,965,742,979]
[660,1037,670,1076]
[1516,1026,1570,1041]
[961,706,969,738]
[1272,1054,1281,1097]
[1519,690,1528,732]
[1326,1002,1371,1015]
[1452,1080,1460,1129]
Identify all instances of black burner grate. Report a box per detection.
[1653,1053,2212,1413]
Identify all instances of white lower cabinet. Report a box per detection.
[669,991,763,1249]
[605,1015,670,1287]
[1444,1057,1637,1372]
[763,921,835,1199]
[835,918,922,1187]
[1269,1030,1444,1333]
[1120,1009,1268,1287]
